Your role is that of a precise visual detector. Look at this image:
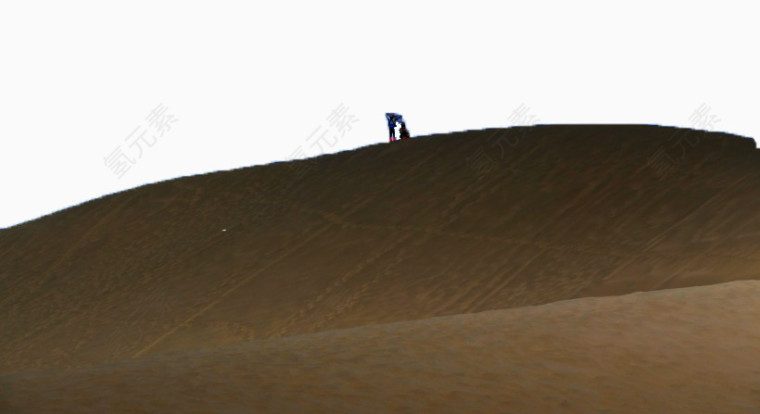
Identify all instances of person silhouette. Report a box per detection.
[399,121,410,139]
[385,113,403,142]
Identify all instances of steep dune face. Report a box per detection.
[4,281,760,414]
[1,125,759,374]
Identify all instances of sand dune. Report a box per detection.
[1,125,759,412]
[4,280,760,413]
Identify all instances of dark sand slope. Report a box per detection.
[4,281,760,413]
[1,124,760,411]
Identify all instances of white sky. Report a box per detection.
[1,0,757,229]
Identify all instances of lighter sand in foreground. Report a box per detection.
[4,281,760,413]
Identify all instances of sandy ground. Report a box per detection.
[3,281,760,413]
[1,125,759,412]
